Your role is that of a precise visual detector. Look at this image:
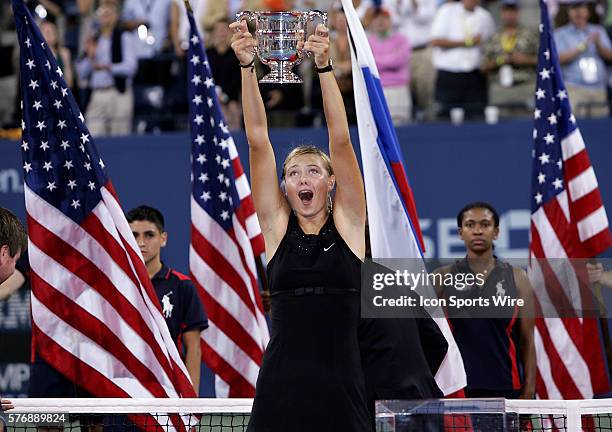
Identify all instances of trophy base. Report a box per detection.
[260,61,303,84]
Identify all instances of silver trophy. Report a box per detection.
[235,10,327,84]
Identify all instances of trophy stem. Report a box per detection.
[260,61,303,84]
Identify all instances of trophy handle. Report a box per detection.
[235,10,255,23]
[307,10,328,27]
[303,10,328,58]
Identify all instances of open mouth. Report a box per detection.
[298,190,314,203]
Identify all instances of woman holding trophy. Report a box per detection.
[230,15,371,432]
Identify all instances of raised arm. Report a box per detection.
[229,20,289,257]
[305,24,366,259]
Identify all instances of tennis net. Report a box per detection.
[4,398,612,432]
[377,398,612,432]
[5,399,251,432]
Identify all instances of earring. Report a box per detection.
[327,193,333,213]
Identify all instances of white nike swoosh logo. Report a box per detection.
[323,243,335,252]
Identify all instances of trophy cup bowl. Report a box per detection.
[236,10,327,84]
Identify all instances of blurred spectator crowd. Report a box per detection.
[1,0,612,136]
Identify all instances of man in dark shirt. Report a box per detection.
[126,206,208,393]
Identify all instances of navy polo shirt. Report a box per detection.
[152,263,208,352]
[448,259,522,392]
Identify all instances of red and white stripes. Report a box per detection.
[26,183,197,430]
[190,137,268,398]
[529,128,611,399]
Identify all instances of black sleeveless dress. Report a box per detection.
[247,213,371,432]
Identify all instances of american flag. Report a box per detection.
[184,3,269,397]
[529,0,612,399]
[12,0,198,419]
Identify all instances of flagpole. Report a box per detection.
[184,0,270,396]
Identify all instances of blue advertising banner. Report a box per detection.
[0,363,30,398]
[1,119,611,396]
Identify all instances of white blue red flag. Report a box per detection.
[184,2,269,397]
[340,0,466,395]
[529,0,612,399]
[13,0,197,426]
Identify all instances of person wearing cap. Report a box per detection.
[429,0,495,119]
[554,0,612,118]
[481,0,538,117]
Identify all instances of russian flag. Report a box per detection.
[340,0,467,395]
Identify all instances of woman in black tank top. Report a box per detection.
[230,19,371,432]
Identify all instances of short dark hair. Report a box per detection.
[126,206,165,233]
[0,208,28,257]
[457,202,500,228]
